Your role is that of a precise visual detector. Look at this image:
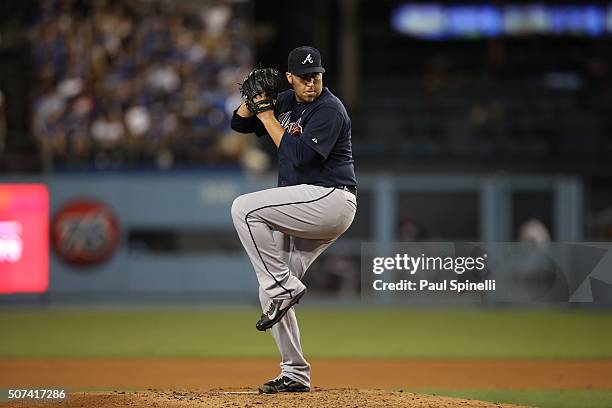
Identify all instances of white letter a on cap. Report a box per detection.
[302,54,314,64]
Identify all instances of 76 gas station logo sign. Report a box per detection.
[52,199,119,266]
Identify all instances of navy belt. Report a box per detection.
[336,185,357,196]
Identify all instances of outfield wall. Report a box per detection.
[0,173,584,301]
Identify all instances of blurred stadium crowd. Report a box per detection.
[29,0,265,171]
[11,0,611,174]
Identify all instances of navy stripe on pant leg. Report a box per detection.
[244,187,336,298]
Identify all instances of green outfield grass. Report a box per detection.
[1,308,612,358]
[410,389,612,408]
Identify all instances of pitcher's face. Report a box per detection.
[287,72,323,103]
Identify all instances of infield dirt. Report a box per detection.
[1,389,532,408]
[2,358,611,407]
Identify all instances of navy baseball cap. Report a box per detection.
[288,46,326,75]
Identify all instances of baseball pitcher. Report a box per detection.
[230,46,357,393]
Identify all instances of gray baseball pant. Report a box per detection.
[231,184,357,387]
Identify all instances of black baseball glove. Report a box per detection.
[239,68,282,114]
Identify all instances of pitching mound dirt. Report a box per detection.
[1,389,531,408]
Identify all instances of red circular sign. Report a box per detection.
[52,199,119,266]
